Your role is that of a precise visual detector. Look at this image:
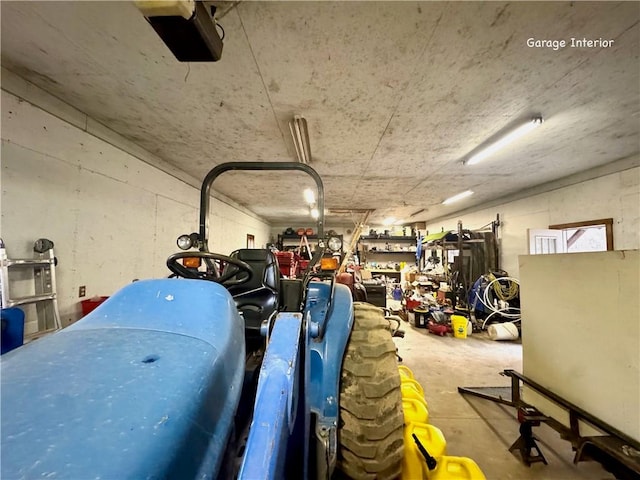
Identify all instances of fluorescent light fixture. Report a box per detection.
[465,116,544,166]
[310,207,320,219]
[289,115,311,164]
[303,188,315,205]
[442,190,474,205]
[382,217,396,226]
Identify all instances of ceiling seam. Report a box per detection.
[236,7,291,161]
[349,7,446,204]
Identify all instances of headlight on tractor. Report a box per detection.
[327,236,342,252]
[177,233,199,250]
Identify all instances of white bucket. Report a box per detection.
[487,322,519,341]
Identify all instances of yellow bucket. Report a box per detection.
[429,456,486,480]
[451,315,468,339]
[401,422,447,480]
[402,397,429,424]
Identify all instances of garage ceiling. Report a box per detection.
[1,1,639,226]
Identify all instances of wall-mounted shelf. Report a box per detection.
[358,232,417,274]
[360,235,415,241]
[422,220,499,294]
[366,250,415,254]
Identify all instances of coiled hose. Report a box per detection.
[474,275,522,329]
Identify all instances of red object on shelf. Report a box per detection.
[81,296,109,316]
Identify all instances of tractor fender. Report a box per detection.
[306,281,355,475]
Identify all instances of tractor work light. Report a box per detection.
[177,233,199,250]
[327,236,343,252]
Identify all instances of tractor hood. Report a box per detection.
[1,279,245,479]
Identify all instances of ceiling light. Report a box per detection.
[310,207,320,219]
[303,188,315,205]
[465,115,544,166]
[382,217,396,226]
[443,190,474,205]
[289,115,311,164]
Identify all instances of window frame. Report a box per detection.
[548,218,613,251]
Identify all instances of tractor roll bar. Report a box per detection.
[199,162,325,252]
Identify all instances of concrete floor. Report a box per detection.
[395,322,616,480]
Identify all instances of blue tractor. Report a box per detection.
[1,162,404,479]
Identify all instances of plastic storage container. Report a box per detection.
[398,365,414,379]
[451,315,468,339]
[401,377,425,397]
[429,456,486,480]
[81,296,109,317]
[401,382,428,406]
[487,321,519,340]
[402,422,447,480]
[402,397,429,425]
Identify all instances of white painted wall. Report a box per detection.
[1,90,271,330]
[425,161,640,278]
[519,250,640,441]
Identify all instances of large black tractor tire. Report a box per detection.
[336,302,405,479]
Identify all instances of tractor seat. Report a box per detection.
[226,249,280,338]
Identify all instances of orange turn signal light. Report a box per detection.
[182,257,202,268]
[320,257,339,271]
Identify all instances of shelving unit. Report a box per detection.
[358,235,418,273]
[422,220,499,301]
[358,234,418,304]
[0,241,62,339]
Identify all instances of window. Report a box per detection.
[528,218,613,254]
[548,218,613,252]
[246,234,255,249]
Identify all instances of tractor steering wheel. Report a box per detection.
[166,251,253,286]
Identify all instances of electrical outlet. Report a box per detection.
[79,286,86,297]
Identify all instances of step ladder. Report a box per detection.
[297,234,313,260]
[0,238,62,340]
[338,210,372,273]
